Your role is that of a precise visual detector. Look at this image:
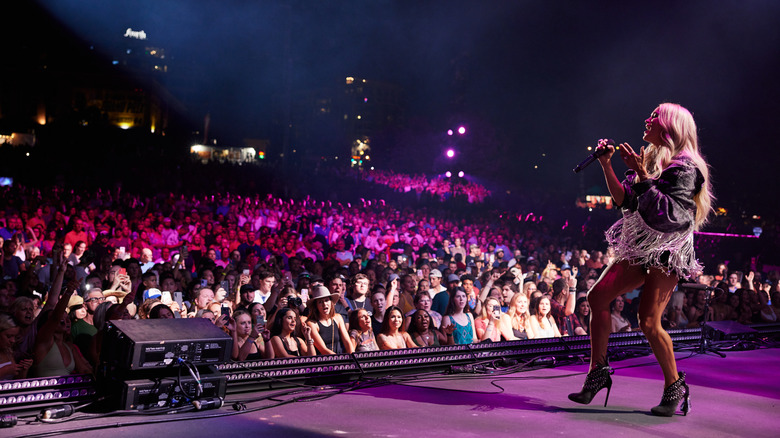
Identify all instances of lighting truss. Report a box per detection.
[217,328,710,393]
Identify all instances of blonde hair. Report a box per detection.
[480,297,502,320]
[507,293,530,330]
[644,103,714,230]
[0,314,16,333]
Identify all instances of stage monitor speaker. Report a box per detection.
[102,318,232,372]
[703,321,758,341]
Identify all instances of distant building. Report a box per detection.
[342,76,406,168]
[289,76,406,167]
[0,13,181,139]
[290,88,343,163]
[72,27,176,133]
[118,28,168,76]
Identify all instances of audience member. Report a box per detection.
[530,295,561,338]
[407,309,452,347]
[473,296,501,342]
[441,289,478,344]
[498,293,534,340]
[377,306,416,350]
[270,307,314,357]
[229,309,272,361]
[307,285,353,354]
[348,308,379,352]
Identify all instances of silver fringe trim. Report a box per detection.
[605,210,702,278]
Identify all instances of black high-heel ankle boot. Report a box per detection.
[568,363,614,407]
[650,372,690,417]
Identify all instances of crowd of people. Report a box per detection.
[0,182,777,380]
[354,168,492,204]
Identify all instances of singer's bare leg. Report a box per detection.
[638,267,680,387]
[586,260,645,370]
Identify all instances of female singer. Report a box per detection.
[569,103,713,417]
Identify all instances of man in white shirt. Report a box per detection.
[427,269,447,300]
[140,248,155,273]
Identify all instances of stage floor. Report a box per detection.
[9,347,780,438]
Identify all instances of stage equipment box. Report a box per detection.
[102,318,232,371]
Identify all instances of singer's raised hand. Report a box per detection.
[618,142,648,179]
[596,138,615,166]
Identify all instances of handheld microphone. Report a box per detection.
[573,139,615,173]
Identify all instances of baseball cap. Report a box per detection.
[143,288,162,300]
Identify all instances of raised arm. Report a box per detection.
[263,281,281,314]
[385,278,399,308]
[35,279,78,359]
[564,277,577,316]
[479,270,500,302]
[42,250,68,313]
[597,142,626,207]
[107,281,138,321]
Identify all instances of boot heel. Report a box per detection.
[603,382,612,407]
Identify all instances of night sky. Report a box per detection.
[14,1,780,214]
